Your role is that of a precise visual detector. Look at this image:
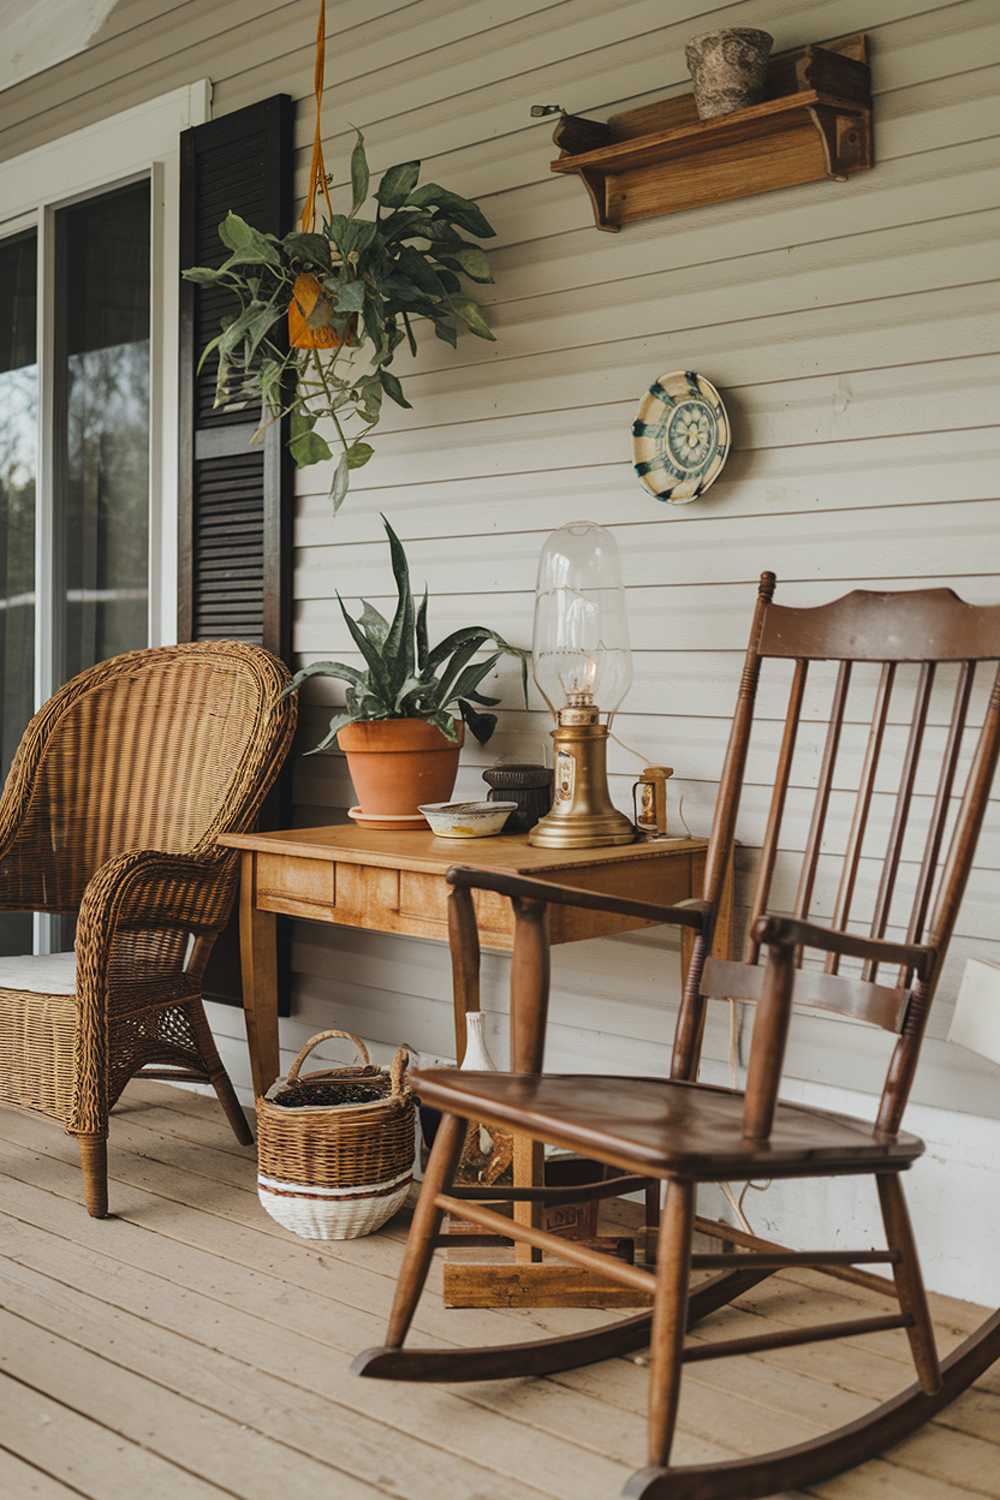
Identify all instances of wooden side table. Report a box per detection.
[220,823,732,1306]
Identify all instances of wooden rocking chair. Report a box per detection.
[355,574,1000,1499]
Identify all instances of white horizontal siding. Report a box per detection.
[3,0,999,1295]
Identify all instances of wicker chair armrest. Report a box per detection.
[75,849,238,1014]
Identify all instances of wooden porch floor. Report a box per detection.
[0,1081,996,1499]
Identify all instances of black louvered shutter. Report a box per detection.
[178,96,295,1014]
[178,94,294,658]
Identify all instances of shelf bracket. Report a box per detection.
[807,103,872,182]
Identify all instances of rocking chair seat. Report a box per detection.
[411,1069,924,1181]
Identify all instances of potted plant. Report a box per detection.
[287,518,528,828]
[182,131,497,511]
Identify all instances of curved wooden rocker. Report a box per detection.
[357,577,1000,1498]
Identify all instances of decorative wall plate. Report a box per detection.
[631,371,730,503]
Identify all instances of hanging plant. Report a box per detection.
[182,138,495,511]
[183,11,497,515]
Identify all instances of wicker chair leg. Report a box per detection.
[186,998,254,1146]
[210,1066,254,1146]
[78,1134,108,1218]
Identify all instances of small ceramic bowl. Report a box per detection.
[419,800,518,838]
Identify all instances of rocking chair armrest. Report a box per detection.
[753,915,935,981]
[446,864,710,931]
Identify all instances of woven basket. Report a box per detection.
[256,1029,415,1240]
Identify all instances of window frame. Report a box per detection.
[0,83,211,953]
[0,81,211,696]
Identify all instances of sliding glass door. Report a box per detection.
[0,178,151,954]
[55,180,151,683]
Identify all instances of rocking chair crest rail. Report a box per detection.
[358,574,1000,1500]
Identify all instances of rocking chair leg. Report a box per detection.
[646,1179,695,1469]
[877,1172,941,1395]
[386,1112,465,1349]
[78,1134,108,1219]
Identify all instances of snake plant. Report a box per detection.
[287,517,528,750]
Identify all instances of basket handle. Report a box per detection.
[286,1029,371,1083]
[389,1043,416,1096]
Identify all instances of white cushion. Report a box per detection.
[0,951,76,995]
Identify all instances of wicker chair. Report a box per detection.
[0,640,297,1217]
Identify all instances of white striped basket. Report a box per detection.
[255,1030,415,1241]
[257,1166,413,1241]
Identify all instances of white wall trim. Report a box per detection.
[0,79,212,652]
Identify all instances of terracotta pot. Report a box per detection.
[685,27,773,120]
[338,719,464,830]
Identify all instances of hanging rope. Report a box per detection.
[300,0,335,233]
[289,0,343,349]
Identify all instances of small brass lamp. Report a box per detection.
[529,522,635,849]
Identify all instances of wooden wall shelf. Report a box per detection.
[548,33,873,231]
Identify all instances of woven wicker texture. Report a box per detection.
[0,641,297,1162]
[257,1030,415,1240]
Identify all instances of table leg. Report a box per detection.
[239,852,280,1097]
[447,886,480,1062]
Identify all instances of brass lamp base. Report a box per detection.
[529,710,635,849]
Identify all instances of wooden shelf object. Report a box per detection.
[549,33,873,230]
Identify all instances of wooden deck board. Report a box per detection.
[0,1083,994,1499]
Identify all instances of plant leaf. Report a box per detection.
[304,710,363,755]
[358,601,390,647]
[377,161,421,208]
[283,660,366,697]
[350,129,370,212]
[218,211,281,265]
[381,515,415,682]
[289,409,333,468]
[443,651,503,709]
[458,698,497,746]
[415,586,429,669]
[425,626,494,674]
[334,278,366,313]
[428,710,460,744]
[283,230,330,267]
[338,593,391,700]
[406,185,496,239]
[447,245,493,282]
[449,296,495,341]
[378,369,412,409]
[346,440,374,470]
[331,451,350,511]
[182,266,227,284]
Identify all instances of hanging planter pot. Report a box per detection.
[288,271,357,349]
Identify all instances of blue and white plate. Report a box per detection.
[631,371,730,504]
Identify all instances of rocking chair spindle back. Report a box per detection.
[357,575,1000,1500]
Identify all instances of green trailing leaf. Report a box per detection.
[382,515,416,685]
[283,230,330,266]
[415,586,429,668]
[334,278,366,313]
[377,160,421,208]
[429,710,460,744]
[379,369,411,409]
[331,451,350,511]
[289,410,333,468]
[350,129,370,213]
[186,161,496,512]
[442,651,503,710]
[338,592,392,698]
[449,296,495,341]
[446,245,493,282]
[346,440,374,470]
[406,185,496,239]
[218,211,281,265]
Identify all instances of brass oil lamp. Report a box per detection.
[529,522,635,849]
